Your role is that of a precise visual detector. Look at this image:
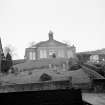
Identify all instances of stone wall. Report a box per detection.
[0,80,71,93]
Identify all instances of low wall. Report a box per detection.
[0,80,71,93]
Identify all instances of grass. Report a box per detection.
[13,58,68,71]
[0,68,91,85]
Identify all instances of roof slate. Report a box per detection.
[30,39,69,48]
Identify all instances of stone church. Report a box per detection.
[24,31,76,60]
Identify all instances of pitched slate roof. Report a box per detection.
[29,31,71,48]
[77,48,105,55]
[32,39,68,48]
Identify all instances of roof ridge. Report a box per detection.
[29,39,70,48]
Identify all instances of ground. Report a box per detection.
[0,68,90,85]
[0,67,105,105]
[82,93,105,105]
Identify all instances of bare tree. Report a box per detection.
[62,40,71,46]
[3,44,17,58]
[28,41,36,47]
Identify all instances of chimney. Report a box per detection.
[48,30,54,40]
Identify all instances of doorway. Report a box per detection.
[48,49,56,58]
[52,53,56,58]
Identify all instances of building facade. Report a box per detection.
[25,31,76,60]
[77,48,105,63]
[90,55,99,63]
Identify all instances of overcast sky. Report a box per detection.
[0,0,105,59]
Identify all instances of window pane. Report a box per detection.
[29,52,33,60]
[67,51,73,58]
[43,50,47,58]
[58,49,64,57]
[40,50,43,58]
[40,50,47,58]
[32,52,36,60]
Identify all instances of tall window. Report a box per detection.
[39,50,47,58]
[58,49,64,58]
[67,50,73,58]
[29,52,33,60]
[29,52,36,60]
[32,52,36,60]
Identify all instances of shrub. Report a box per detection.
[68,57,81,70]
[70,64,81,70]
[11,67,18,74]
[2,52,13,73]
[28,71,32,75]
[94,64,102,68]
[6,52,13,65]
[40,73,52,81]
[1,60,7,73]
[68,57,79,65]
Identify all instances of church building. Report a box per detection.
[24,31,76,60]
